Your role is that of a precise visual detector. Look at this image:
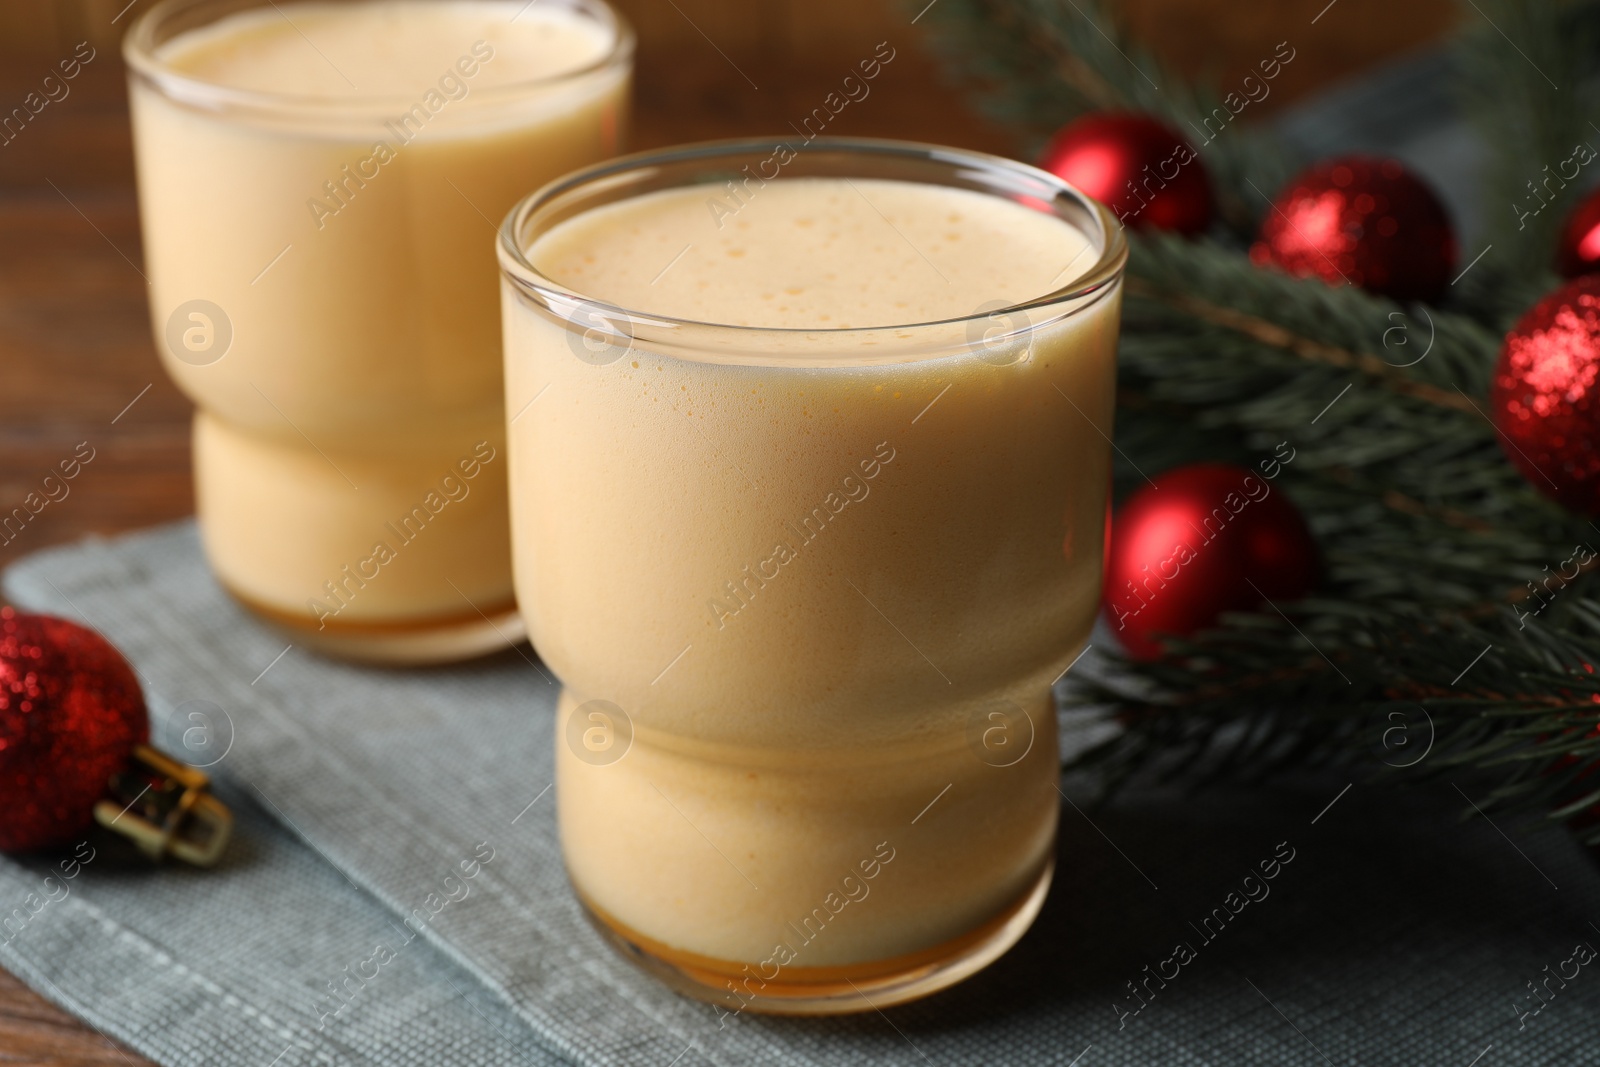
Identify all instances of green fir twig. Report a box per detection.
[918,0,1600,833]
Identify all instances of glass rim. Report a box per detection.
[123,0,635,114]
[497,136,1129,342]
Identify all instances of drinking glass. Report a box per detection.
[498,139,1126,1013]
[124,0,632,661]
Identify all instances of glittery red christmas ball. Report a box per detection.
[1102,463,1319,660]
[1490,277,1600,514]
[1039,113,1213,234]
[0,609,147,853]
[1556,187,1600,278]
[1250,156,1456,302]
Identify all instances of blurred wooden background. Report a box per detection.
[1,0,1453,1062]
[0,0,1462,190]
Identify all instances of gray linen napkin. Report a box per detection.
[0,746,565,1067]
[8,522,1600,1067]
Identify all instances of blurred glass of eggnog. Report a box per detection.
[124,0,631,662]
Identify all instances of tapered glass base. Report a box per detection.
[226,585,525,665]
[576,858,1052,1016]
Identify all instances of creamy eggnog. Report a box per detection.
[126,0,630,661]
[500,144,1125,1011]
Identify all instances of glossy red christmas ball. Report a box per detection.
[1556,187,1600,278]
[1102,463,1319,660]
[1039,113,1213,234]
[0,609,147,853]
[1490,276,1600,514]
[1250,156,1456,302]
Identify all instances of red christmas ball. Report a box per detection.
[1250,156,1456,302]
[1039,113,1213,234]
[1102,463,1319,660]
[1490,277,1600,514]
[0,609,147,852]
[1556,187,1600,278]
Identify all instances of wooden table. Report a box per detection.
[0,0,1454,1060]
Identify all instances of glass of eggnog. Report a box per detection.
[499,139,1126,1013]
[123,0,631,662]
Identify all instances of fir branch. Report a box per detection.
[1453,0,1595,279]
[918,0,1600,836]
[1124,232,1502,399]
[1093,234,1600,825]
[1074,599,1600,833]
[1124,281,1478,414]
[1445,0,1599,329]
[914,0,1296,237]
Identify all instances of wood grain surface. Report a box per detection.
[0,0,1453,1061]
